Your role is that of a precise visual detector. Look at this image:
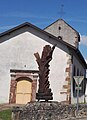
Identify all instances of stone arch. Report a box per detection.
[16,76,32,82]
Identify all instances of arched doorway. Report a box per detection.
[9,69,38,104]
[16,79,32,104]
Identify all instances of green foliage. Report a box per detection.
[0,109,12,120]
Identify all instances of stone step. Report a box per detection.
[0,104,24,111]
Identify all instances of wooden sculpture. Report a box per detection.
[34,45,56,101]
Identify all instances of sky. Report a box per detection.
[0,0,87,61]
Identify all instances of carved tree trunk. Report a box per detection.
[34,45,56,101]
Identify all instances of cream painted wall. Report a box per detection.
[0,31,69,103]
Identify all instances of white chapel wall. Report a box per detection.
[0,29,69,103]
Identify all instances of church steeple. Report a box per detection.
[44,19,80,48]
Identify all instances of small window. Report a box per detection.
[77,68,79,76]
[58,36,62,40]
[58,26,61,30]
[73,65,77,97]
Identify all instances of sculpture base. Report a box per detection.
[36,92,53,101]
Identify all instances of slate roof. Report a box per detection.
[0,20,86,68]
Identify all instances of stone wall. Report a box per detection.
[12,102,87,120]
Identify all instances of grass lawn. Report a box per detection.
[0,109,12,120]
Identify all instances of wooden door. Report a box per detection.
[16,80,32,104]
